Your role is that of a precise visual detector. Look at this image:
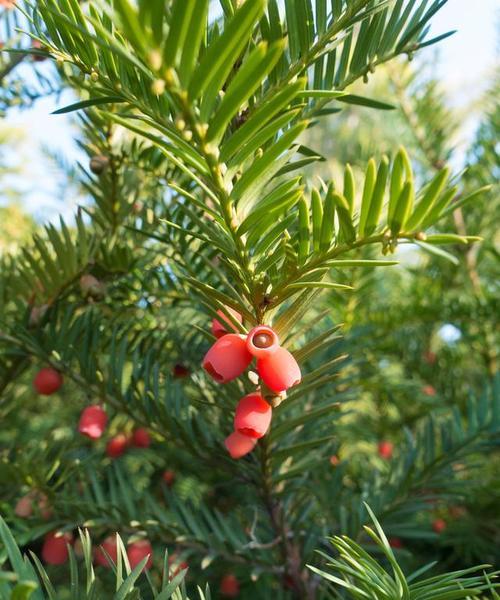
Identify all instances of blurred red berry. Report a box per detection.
[378,441,393,460]
[423,350,437,365]
[78,405,108,439]
[106,434,128,458]
[37,492,52,520]
[246,325,280,359]
[224,431,257,459]
[169,554,188,578]
[131,427,151,448]
[42,531,73,565]
[203,334,252,383]
[220,573,240,597]
[257,347,301,392]
[31,39,47,62]
[329,455,340,467]
[211,307,242,338]
[422,385,436,396]
[234,393,272,439]
[0,0,16,9]
[389,537,403,549]
[162,470,176,487]
[80,274,106,299]
[127,540,153,570]
[94,535,118,568]
[29,304,48,326]
[172,363,190,378]
[432,518,447,534]
[14,493,33,517]
[33,368,63,395]
[15,490,51,519]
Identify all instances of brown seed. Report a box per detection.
[89,155,109,175]
[253,332,273,348]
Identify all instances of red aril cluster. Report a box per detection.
[203,310,302,459]
[203,321,301,391]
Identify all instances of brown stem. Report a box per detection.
[259,437,316,598]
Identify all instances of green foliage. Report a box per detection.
[310,506,499,599]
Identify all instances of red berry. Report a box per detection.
[220,573,240,597]
[224,431,257,459]
[78,405,108,439]
[234,393,272,439]
[0,0,16,9]
[422,385,436,396]
[389,537,403,549]
[162,470,176,487]
[329,455,340,467]
[33,368,63,395]
[42,531,73,565]
[131,427,151,448]
[106,434,128,458]
[94,535,118,568]
[202,334,252,383]
[246,325,280,359]
[172,364,190,378]
[378,441,393,460]
[256,347,301,392]
[127,540,153,570]
[432,518,447,534]
[211,307,242,338]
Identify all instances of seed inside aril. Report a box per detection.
[253,333,273,348]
